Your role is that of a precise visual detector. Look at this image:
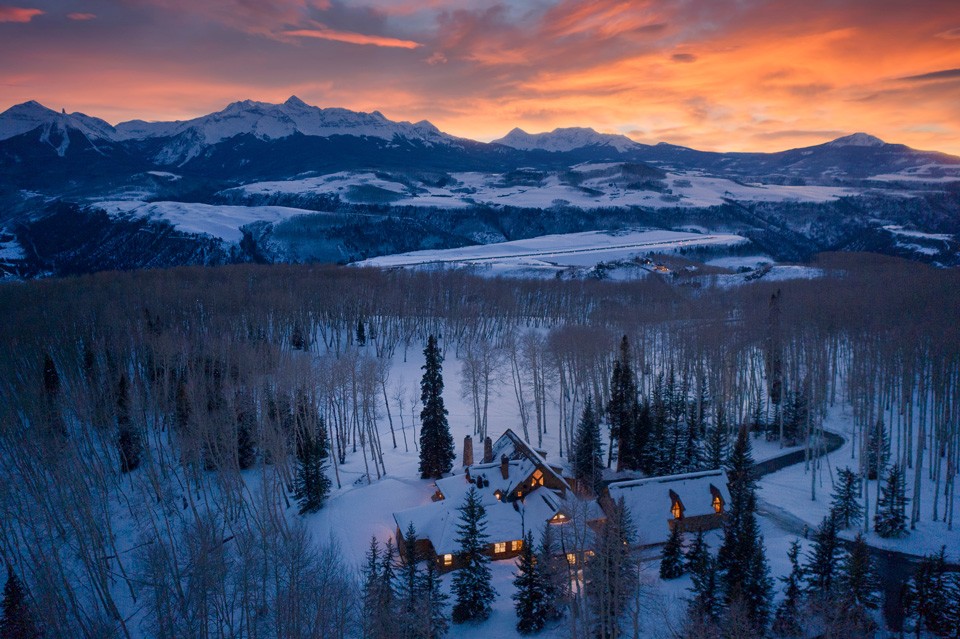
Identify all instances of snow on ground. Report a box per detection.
[705,255,774,270]
[868,164,960,183]
[758,403,960,562]
[0,235,25,261]
[357,229,747,270]
[230,167,858,210]
[146,171,182,181]
[882,225,953,241]
[93,200,316,243]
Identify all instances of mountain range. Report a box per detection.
[1,97,958,278]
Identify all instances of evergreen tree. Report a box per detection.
[513,531,547,634]
[716,425,772,630]
[294,418,332,514]
[586,497,637,639]
[804,514,842,598]
[685,530,710,579]
[903,546,949,638]
[361,537,385,639]
[378,540,399,638]
[397,523,422,638]
[1,566,41,639]
[688,551,719,624]
[608,336,642,471]
[41,352,66,439]
[837,533,880,628]
[235,391,257,470]
[417,556,449,639]
[659,524,685,580]
[829,467,863,529]
[940,573,960,639]
[356,319,367,346]
[772,540,804,638]
[116,373,142,473]
[537,523,566,623]
[452,487,496,624]
[874,462,909,538]
[571,395,604,495]
[419,335,455,479]
[704,405,730,470]
[865,418,890,480]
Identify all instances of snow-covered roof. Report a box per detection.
[488,429,571,494]
[607,469,731,545]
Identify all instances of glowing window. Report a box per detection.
[494,490,503,501]
[566,553,577,565]
[511,540,523,551]
[494,542,506,553]
[443,554,453,566]
[552,512,567,522]
[713,495,723,514]
[532,469,544,486]
[671,501,682,519]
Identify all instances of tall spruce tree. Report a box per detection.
[397,523,422,638]
[1,566,41,639]
[903,546,949,638]
[716,425,772,630]
[704,405,730,470]
[537,523,565,623]
[688,550,719,624]
[586,497,637,639]
[772,540,804,638]
[874,462,908,538]
[608,336,642,471]
[419,335,455,479]
[829,467,863,529]
[685,530,710,579]
[116,373,143,473]
[452,487,496,623]
[417,556,449,639]
[940,573,960,639]
[361,537,390,639]
[378,540,399,638]
[571,395,604,495]
[513,530,548,634]
[837,533,880,628]
[235,390,257,470]
[659,524,685,580]
[294,417,332,514]
[804,514,842,598]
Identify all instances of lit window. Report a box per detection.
[552,512,567,522]
[713,495,723,514]
[443,554,453,566]
[532,469,544,486]
[566,553,577,565]
[671,501,682,519]
[511,540,523,551]
[494,542,506,553]
[494,490,503,501]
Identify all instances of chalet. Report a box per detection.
[605,469,732,545]
[393,429,588,571]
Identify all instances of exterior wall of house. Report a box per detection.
[670,513,727,534]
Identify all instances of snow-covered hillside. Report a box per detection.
[492,126,640,153]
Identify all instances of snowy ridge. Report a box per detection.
[824,132,886,148]
[492,126,640,153]
[0,101,117,155]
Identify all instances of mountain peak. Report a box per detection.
[826,132,886,148]
[284,95,308,107]
[493,126,638,153]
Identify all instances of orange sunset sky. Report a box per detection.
[2,0,959,154]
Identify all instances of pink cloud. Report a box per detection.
[0,6,43,22]
[67,12,96,21]
[285,27,421,49]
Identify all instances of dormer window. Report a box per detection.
[669,489,683,520]
[710,484,724,514]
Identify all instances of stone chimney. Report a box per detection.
[483,436,493,463]
[462,435,474,468]
[500,454,510,480]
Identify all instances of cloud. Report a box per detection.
[752,129,844,140]
[935,27,960,39]
[67,13,96,21]
[671,53,697,63]
[284,27,421,48]
[0,5,43,22]
[898,68,960,82]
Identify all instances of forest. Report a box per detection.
[0,252,958,638]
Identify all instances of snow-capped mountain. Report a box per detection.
[492,127,641,153]
[824,132,886,148]
[114,96,457,164]
[0,100,118,156]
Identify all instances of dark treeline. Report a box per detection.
[0,253,958,637]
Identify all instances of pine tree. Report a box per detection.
[294,418,332,514]
[571,395,604,495]
[688,550,719,624]
[865,418,890,480]
[41,352,66,439]
[608,336,642,471]
[452,487,496,624]
[829,467,863,529]
[377,540,399,639]
[361,537,384,639]
[537,523,566,623]
[659,524,685,580]
[837,534,880,626]
[704,405,730,470]
[685,530,710,579]
[874,462,908,538]
[419,335,454,479]
[116,373,143,473]
[417,556,449,639]
[235,391,257,470]
[804,514,842,599]
[513,531,547,634]
[940,572,960,639]
[586,497,637,639]
[1,566,41,639]
[717,425,772,630]
[903,546,949,638]
[772,540,804,638]
[397,523,422,638]
[356,319,367,346]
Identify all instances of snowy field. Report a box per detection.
[229,165,859,210]
[357,229,747,270]
[93,200,317,242]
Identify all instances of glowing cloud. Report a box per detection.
[0,5,43,22]
[285,27,421,49]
